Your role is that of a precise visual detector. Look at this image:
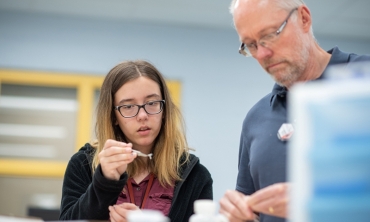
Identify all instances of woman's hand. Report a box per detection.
[109,203,140,222]
[98,139,137,181]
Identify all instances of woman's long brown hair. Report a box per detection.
[91,60,189,187]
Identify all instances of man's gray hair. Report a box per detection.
[228,0,315,38]
[229,0,306,15]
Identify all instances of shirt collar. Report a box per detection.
[130,173,153,185]
[269,46,351,105]
[319,46,351,79]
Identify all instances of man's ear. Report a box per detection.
[298,5,312,33]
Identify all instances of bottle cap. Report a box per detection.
[127,209,169,222]
[194,199,216,215]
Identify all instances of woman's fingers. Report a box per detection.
[104,139,132,150]
[100,148,134,162]
[98,140,137,180]
[109,203,139,222]
[116,203,140,211]
[101,141,132,156]
[109,206,126,222]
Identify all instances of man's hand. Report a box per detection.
[219,190,256,222]
[248,182,289,218]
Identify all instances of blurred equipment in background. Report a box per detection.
[289,62,370,222]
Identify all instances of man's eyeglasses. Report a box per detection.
[239,8,298,57]
[114,100,165,118]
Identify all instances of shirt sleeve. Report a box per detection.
[236,118,256,195]
[59,152,128,220]
[198,172,213,200]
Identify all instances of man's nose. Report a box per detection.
[254,45,273,60]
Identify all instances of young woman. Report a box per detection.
[59,60,213,222]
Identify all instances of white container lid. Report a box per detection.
[194,199,216,215]
[127,209,169,222]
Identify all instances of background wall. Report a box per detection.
[1,5,370,218]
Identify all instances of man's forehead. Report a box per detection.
[233,0,270,13]
[233,1,286,42]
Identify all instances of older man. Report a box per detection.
[219,0,370,222]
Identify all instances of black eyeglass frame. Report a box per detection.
[114,100,166,118]
[238,8,298,57]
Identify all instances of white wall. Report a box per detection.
[1,10,370,207]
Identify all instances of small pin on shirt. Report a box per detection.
[277,123,294,141]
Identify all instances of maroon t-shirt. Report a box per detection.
[116,174,174,216]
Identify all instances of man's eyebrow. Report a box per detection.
[241,25,279,43]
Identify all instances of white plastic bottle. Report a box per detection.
[127,209,169,222]
[189,200,229,222]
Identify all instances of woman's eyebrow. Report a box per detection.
[145,94,161,99]
[117,94,161,105]
[117,98,134,105]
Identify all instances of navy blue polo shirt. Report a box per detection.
[235,47,370,222]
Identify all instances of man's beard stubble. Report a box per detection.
[266,42,310,88]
